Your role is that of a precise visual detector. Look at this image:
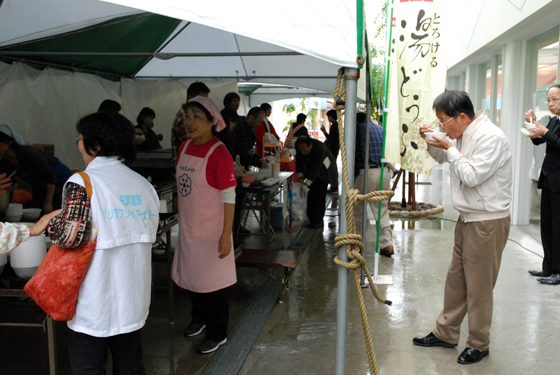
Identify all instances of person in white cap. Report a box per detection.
[0,124,72,213]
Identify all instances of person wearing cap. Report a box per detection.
[0,124,72,213]
[171,96,237,354]
[172,82,211,166]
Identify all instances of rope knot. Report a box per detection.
[347,188,361,208]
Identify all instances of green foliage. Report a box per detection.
[368,0,387,121]
[282,98,310,133]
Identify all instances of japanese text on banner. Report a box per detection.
[385,0,447,176]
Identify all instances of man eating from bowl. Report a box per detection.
[414,90,512,365]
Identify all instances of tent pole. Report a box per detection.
[360,62,372,286]
[334,67,359,375]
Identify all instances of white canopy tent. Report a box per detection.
[0,0,373,373]
[0,0,366,170]
[0,0,365,93]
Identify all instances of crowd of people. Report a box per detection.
[2,85,559,371]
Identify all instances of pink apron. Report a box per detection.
[172,140,236,292]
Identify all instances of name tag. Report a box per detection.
[323,157,331,169]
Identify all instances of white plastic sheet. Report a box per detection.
[0,61,237,170]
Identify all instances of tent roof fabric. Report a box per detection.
[0,0,366,99]
[0,13,182,79]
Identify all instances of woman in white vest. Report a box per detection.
[172,96,237,354]
[47,112,159,374]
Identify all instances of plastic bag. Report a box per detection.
[290,182,309,226]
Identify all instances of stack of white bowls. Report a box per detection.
[5,203,23,222]
[0,254,7,276]
[9,225,47,279]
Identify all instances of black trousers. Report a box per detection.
[188,287,230,342]
[540,176,560,274]
[307,179,328,225]
[68,329,145,375]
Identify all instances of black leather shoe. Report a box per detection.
[457,347,489,365]
[380,245,394,258]
[529,270,551,277]
[538,273,560,285]
[412,332,457,348]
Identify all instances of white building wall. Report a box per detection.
[443,1,560,225]
[446,0,559,69]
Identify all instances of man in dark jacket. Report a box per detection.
[295,136,338,228]
[233,107,268,169]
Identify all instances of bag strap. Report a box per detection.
[74,171,93,199]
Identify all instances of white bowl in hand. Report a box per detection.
[425,132,447,141]
[524,122,537,129]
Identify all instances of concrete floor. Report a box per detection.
[2,163,555,374]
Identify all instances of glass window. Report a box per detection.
[534,39,558,122]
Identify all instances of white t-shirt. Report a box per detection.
[66,156,159,337]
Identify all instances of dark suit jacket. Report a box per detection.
[533,116,560,192]
[295,138,338,186]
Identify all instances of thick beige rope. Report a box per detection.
[332,67,393,375]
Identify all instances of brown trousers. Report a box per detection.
[432,215,510,351]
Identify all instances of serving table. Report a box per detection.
[235,171,294,242]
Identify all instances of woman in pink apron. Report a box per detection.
[171,96,237,354]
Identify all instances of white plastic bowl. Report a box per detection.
[5,203,23,216]
[9,236,46,268]
[13,266,39,280]
[524,122,537,129]
[22,208,42,221]
[425,132,447,141]
[5,214,22,222]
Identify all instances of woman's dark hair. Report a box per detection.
[432,90,475,119]
[260,103,272,112]
[187,82,210,99]
[97,99,122,114]
[222,109,240,127]
[295,135,313,147]
[76,112,136,163]
[223,92,240,108]
[136,107,156,124]
[184,101,213,122]
[294,113,307,126]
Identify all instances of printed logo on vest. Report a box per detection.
[178,173,192,197]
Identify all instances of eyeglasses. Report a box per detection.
[74,136,81,145]
[545,97,560,103]
[439,117,455,126]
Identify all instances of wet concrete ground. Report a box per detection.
[2,163,556,374]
